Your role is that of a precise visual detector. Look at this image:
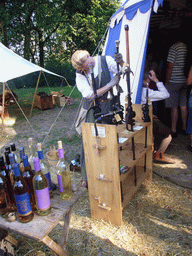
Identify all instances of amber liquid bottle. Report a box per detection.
[33,157,51,216]
[18,147,25,174]
[22,155,36,211]
[13,163,34,223]
[0,155,15,211]
[0,173,12,217]
[8,152,17,186]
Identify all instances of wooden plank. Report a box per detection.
[42,236,69,256]
[82,123,123,226]
[119,142,152,170]
[120,146,152,182]
[122,166,151,209]
[4,235,18,246]
[0,188,86,241]
[61,209,71,249]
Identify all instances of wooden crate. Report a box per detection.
[51,91,65,107]
[81,104,153,226]
[34,93,53,110]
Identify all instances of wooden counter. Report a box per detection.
[0,187,86,256]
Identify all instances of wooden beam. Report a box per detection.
[30,70,42,117]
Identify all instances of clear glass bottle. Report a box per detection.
[13,163,34,223]
[56,141,73,200]
[22,155,36,211]
[18,147,25,174]
[0,173,12,217]
[37,143,53,198]
[27,138,37,172]
[33,157,51,216]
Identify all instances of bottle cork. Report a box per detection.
[37,143,42,151]
[58,141,63,149]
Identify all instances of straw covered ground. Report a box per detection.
[0,99,192,256]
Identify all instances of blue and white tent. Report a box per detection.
[103,0,164,107]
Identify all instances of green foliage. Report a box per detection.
[0,0,120,64]
[55,0,120,56]
[45,59,76,87]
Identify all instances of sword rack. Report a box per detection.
[82,104,153,226]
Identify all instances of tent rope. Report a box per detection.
[5,83,36,134]
[42,84,77,146]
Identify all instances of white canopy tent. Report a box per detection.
[0,42,64,122]
[0,42,63,83]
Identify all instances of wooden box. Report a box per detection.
[81,104,153,226]
[55,95,65,107]
[51,91,65,107]
[34,93,53,110]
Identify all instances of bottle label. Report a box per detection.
[57,174,63,192]
[14,192,32,216]
[58,149,64,159]
[35,187,51,210]
[45,172,53,191]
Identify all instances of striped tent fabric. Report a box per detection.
[102,0,164,107]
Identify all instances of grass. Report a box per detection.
[5,86,82,122]
[12,85,82,100]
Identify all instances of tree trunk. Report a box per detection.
[39,31,44,67]
[0,0,8,47]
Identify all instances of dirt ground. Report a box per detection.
[0,101,192,255]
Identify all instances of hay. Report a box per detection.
[8,172,192,255]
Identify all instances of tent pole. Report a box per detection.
[1,82,5,128]
[30,70,42,117]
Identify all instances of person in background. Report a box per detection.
[71,50,124,188]
[186,62,192,151]
[142,70,174,164]
[165,34,188,138]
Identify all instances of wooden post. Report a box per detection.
[42,236,70,256]
[30,70,42,117]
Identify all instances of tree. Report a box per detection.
[0,0,120,66]
[51,0,120,62]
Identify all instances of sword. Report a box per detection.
[124,25,135,131]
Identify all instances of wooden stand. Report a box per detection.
[81,104,153,226]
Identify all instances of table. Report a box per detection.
[0,187,86,256]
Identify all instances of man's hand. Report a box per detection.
[114,53,123,64]
[149,70,159,84]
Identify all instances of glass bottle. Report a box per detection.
[33,157,51,216]
[10,143,20,163]
[8,153,17,186]
[56,141,73,200]
[0,173,12,217]
[18,147,25,174]
[27,138,37,172]
[37,143,53,198]
[22,155,36,211]
[0,155,15,211]
[5,147,11,154]
[4,150,12,174]
[13,163,34,223]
